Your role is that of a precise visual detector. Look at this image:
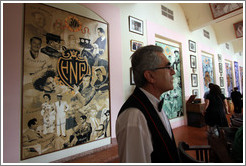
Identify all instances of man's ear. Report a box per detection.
[144,70,155,83]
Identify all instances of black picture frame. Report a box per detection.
[129,16,143,35]
[219,63,223,73]
[189,40,196,53]
[191,74,198,87]
[130,40,143,52]
[220,77,224,87]
[130,67,135,85]
[190,55,197,69]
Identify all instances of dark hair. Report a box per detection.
[33,70,56,91]
[210,84,222,95]
[208,83,214,89]
[95,68,102,72]
[131,45,163,87]
[30,37,42,44]
[28,118,37,128]
[97,27,105,34]
[81,115,87,120]
[43,94,51,100]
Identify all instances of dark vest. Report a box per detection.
[118,87,180,163]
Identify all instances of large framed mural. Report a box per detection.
[234,61,240,92]
[155,41,183,119]
[21,4,110,160]
[239,66,243,94]
[201,54,214,93]
[225,60,233,97]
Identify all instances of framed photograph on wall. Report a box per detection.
[191,74,198,87]
[221,88,225,95]
[129,16,143,35]
[192,89,198,96]
[209,3,243,19]
[190,55,197,69]
[218,54,222,62]
[233,21,243,38]
[130,40,143,52]
[189,40,196,53]
[220,77,224,87]
[219,63,223,73]
[130,67,135,85]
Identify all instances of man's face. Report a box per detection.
[33,13,45,28]
[151,53,175,93]
[43,95,49,102]
[31,39,41,52]
[44,77,55,92]
[96,70,102,79]
[50,40,61,50]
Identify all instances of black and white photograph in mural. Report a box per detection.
[191,74,198,87]
[190,55,196,69]
[189,40,196,53]
[21,4,110,160]
[129,16,143,35]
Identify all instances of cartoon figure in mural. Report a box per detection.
[24,37,52,84]
[41,33,63,59]
[33,70,57,93]
[93,68,109,92]
[204,71,212,92]
[172,50,180,74]
[22,118,64,158]
[55,94,69,137]
[41,94,56,134]
[25,11,49,39]
[67,115,92,146]
[79,27,108,73]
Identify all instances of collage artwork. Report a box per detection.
[201,55,214,93]
[225,61,233,97]
[155,42,184,119]
[21,4,110,159]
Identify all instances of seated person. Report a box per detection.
[23,118,64,157]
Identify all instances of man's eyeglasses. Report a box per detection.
[154,66,173,70]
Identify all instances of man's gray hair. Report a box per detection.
[131,45,163,87]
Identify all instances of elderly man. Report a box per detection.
[116,45,180,163]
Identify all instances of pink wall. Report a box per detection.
[3,3,123,163]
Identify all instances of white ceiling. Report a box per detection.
[179,3,243,53]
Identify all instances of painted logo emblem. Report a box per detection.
[57,49,90,89]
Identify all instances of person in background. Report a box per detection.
[116,45,180,163]
[231,87,243,114]
[202,84,229,135]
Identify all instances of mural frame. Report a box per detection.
[201,53,214,93]
[155,40,184,119]
[209,3,243,20]
[191,74,198,87]
[21,4,111,160]
[233,21,243,38]
[225,60,234,97]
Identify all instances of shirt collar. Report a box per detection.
[139,87,160,111]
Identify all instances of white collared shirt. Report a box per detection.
[116,88,173,163]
